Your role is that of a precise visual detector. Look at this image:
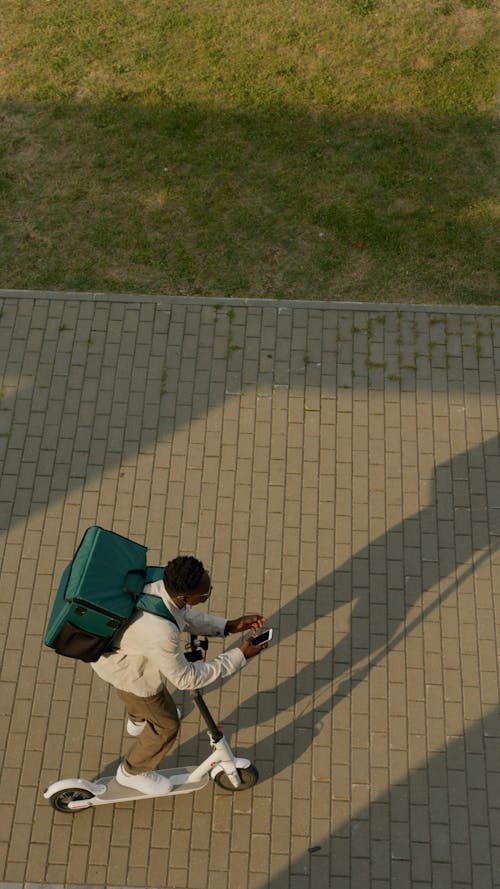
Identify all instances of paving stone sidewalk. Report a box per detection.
[0,290,499,889]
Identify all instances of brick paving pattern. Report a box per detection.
[0,290,499,888]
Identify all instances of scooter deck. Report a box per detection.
[95,767,209,802]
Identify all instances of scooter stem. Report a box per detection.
[190,689,223,742]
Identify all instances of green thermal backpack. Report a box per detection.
[44,526,177,662]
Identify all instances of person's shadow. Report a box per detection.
[173,434,500,774]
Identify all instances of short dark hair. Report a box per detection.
[163,556,205,596]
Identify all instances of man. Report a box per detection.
[92,555,266,794]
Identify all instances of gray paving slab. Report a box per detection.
[0,290,499,888]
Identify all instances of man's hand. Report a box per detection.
[225,614,265,635]
[239,636,269,660]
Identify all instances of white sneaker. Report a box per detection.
[127,708,182,737]
[115,763,173,795]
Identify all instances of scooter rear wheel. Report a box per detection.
[48,788,94,813]
[214,765,258,791]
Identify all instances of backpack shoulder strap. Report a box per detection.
[137,593,178,628]
[144,566,165,584]
[137,565,178,628]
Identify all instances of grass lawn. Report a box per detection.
[0,0,498,304]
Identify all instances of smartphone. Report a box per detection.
[252,628,273,646]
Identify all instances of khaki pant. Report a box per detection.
[116,686,180,775]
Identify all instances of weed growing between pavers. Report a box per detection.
[330,310,499,391]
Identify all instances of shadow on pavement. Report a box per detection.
[266,708,500,888]
[174,435,499,780]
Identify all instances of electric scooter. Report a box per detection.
[44,636,259,813]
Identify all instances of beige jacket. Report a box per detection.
[91,579,246,696]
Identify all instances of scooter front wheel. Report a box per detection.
[48,787,95,813]
[214,765,258,791]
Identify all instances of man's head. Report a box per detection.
[163,556,212,607]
